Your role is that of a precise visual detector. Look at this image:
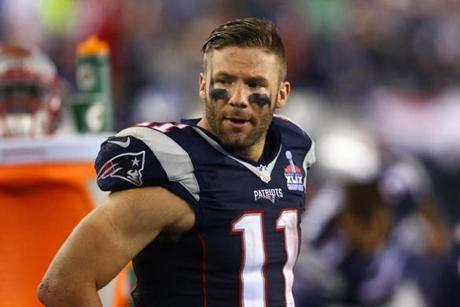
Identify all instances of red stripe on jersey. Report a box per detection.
[198,234,208,307]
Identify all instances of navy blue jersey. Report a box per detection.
[95,117,315,307]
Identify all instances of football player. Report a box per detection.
[38,17,315,306]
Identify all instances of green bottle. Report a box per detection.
[72,36,113,133]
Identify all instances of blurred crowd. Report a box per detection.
[1,0,460,306]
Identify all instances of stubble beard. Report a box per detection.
[204,98,274,151]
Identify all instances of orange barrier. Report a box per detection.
[0,136,109,306]
[0,163,96,306]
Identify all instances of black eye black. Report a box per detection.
[249,93,271,107]
[210,88,229,101]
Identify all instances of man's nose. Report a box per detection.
[228,83,249,108]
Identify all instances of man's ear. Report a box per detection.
[199,72,206,100]
[275,81,290,109]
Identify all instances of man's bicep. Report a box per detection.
[92,187,195,286]
[44,186,195,290]
[103,186,196,254]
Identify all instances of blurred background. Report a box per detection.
[1,0,460,306]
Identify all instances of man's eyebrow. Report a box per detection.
[211,73,269,86]
[212,72,235,79]
[244,76,269,86]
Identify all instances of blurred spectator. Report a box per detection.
[294,126,451,307]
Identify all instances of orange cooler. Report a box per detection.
[0,135,106,306]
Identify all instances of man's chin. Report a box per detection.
[216,125,261,150]
[219,133,248,149]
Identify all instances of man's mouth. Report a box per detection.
[225,117,251,128]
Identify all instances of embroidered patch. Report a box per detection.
[284,150,304,191]
[253,188,284,204]
[257,165,271,183]
[97,151,146,186]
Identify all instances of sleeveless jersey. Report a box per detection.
[95,117,315,307]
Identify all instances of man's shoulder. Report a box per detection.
[106,121,204,152]
[98,121,196,159]
[272,115,313,148]
[118,121,194,139]
[95,121,199,193]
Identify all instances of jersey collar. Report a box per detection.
[182,118,282,183]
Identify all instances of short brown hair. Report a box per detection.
[202,17,287,80]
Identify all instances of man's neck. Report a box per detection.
[197,118,266,162]
[237,136,266,162]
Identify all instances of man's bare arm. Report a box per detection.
[37,186,195,306]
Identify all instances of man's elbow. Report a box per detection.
[37,273,102,306]
[37,278,62,305]
[37,279,54,304]
[36,277,72,305]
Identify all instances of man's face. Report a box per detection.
[199,46,289,150]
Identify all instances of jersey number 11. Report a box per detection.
[231,209,298,307]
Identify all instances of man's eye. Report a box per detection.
[215,79,231,85]
[247,81,263,89]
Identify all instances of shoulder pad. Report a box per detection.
[273,115,315,168]
[95,125,199,201]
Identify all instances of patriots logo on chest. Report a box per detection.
[97,151,146,186]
